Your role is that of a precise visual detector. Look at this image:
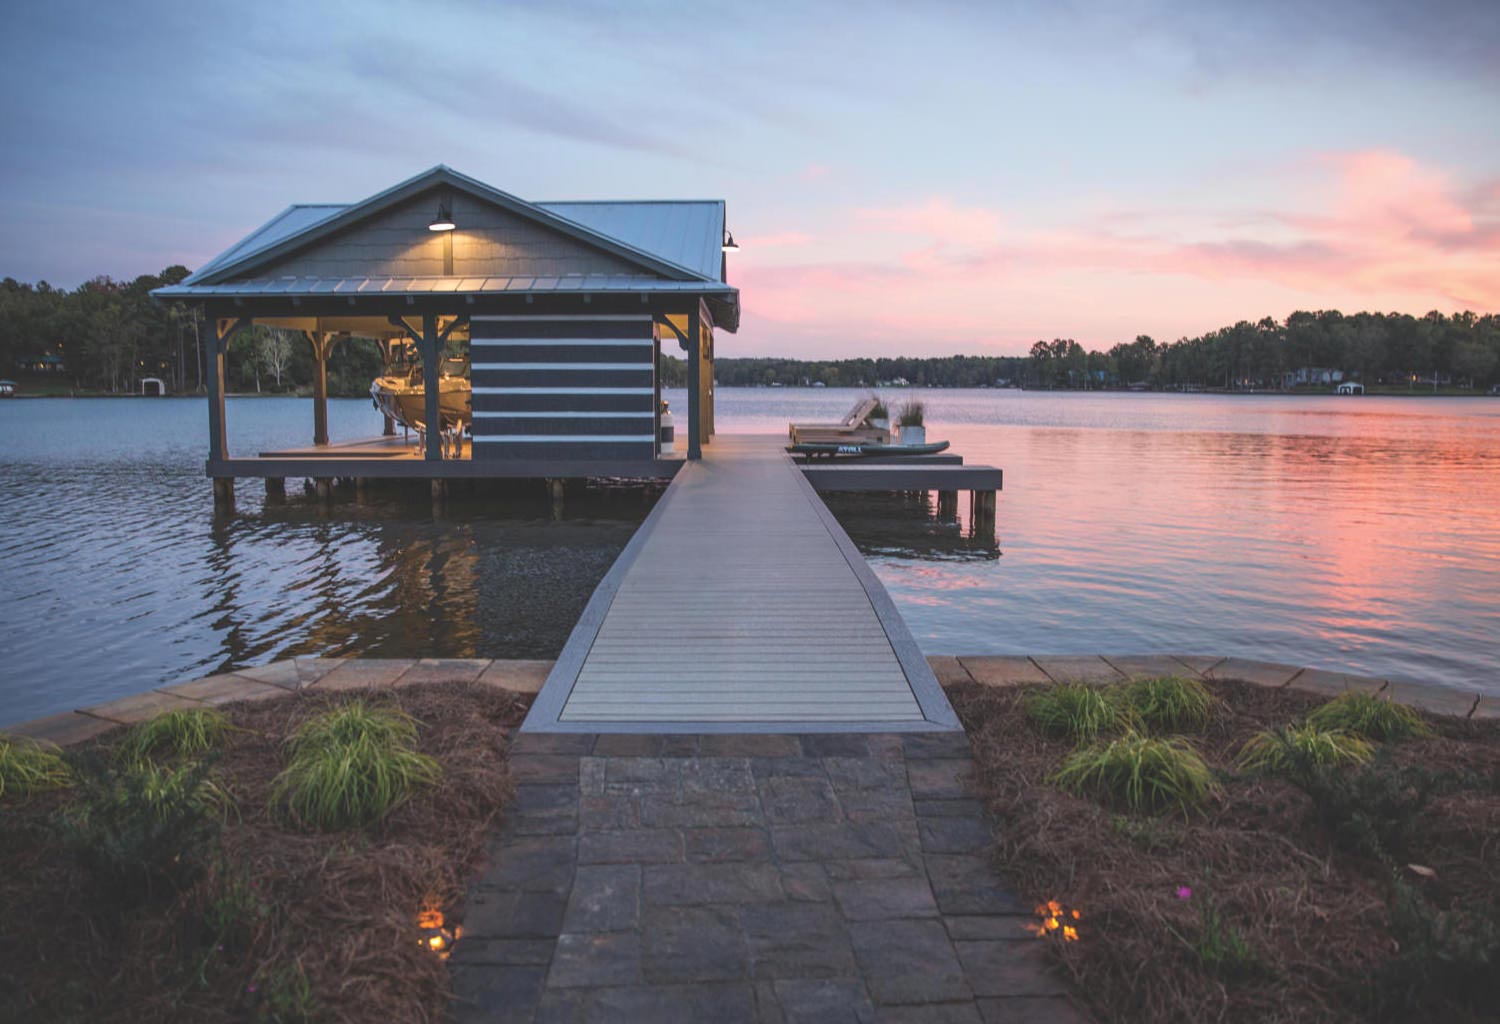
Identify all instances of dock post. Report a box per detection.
[431,478,448,502]
[938,490,958,518]
[546,478,565,520]
[970,489,997,532]
[212,477,234,510]
[314,477,332,503]
[354,477,368,503]
[265,477,286,503]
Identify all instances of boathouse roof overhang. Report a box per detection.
[151,165,740,331]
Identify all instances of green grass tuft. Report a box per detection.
[0,737,72,799]
[1237,723,1374,775]
[1052,731,1217,814]
[1307,691,1433,742]
[271,701,441,831]
[1117,675,1219,732]
[117,708,236,765]
[1026,684,1128,742]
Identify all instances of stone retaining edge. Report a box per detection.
[4,653,1493,748]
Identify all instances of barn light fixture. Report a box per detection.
[428,201,456,232]
[722,230,739,252]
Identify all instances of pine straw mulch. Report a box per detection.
[0,681,531,1024]
[945,678,1500,1024]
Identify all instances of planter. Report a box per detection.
[899,424,926,446]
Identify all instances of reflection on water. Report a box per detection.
[2,389,1498,723]
[0,397,654,724]
[733,389,1500,696]
[819,491,1000,562]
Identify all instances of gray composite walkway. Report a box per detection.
[524,435,959,733]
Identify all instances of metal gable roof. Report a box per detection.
[190,166,719,286]
[185,204,345,283]
[537,201,724,282]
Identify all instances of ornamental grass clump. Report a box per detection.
[0,737,71,799]
[1026,683,1128,743]
[1307,691,1433,742]
[272,701,441,831]
[1052,731,1217,814]
[1237,723,1374,776]
[1117,675,1219,733]
[116,707,236,765]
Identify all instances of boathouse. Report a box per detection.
[153,166,739,500]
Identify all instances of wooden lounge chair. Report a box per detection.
[788,396,889,444]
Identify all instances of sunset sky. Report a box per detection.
[1,0,1496,357]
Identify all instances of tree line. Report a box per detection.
[690,311,1500,391]
[4,272,1496,395]
[0,270,382,396]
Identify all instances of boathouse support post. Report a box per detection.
[308,331,332,446]
[938,490,958,518]
[420,313,442,462]
[687,304,702,460]
[265,477,286,503]
[207,315,250,463]
[377,339,396,436]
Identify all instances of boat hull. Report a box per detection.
[370,376,471,432]
[788,441,951,459]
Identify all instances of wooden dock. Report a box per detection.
[524,435,966,732]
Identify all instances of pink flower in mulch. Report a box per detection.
[246,984,258,994]
[1176,886,1192,900]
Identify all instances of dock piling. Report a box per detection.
[938,490,958,518]
[314,478,333,503]
[265,477,285,503]
[212,477,235,510]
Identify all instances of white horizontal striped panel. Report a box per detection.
[472,435,653,443]
[470,339,650,347]
[471,387,655,395]
[471,363,652,371]
[472,410,654,418]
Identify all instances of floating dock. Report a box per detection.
[523,435,999,733]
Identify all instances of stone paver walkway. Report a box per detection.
[449,731,1087,1024]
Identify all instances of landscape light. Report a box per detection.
[428,201,456,232]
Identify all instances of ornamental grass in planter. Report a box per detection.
[897,399,926,445]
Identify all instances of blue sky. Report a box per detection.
[2,0,1496,356]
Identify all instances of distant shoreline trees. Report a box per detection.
[667,310,1500,392]
[0,270,382,396]
[3,271,1496,395]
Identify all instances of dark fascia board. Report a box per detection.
[194,166,715,287]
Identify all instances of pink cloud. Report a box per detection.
[729,149,1499,356]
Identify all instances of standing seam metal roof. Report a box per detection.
[189,199,726,286]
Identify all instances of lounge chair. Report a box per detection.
[788,396,890,444]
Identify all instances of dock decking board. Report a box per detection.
[523,434,962,732]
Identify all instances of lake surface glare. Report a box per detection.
[1,389,1496,723]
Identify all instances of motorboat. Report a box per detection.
[370,359,471,434]
[788,440,951,459]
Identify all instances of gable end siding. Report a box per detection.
[226,191,654,282]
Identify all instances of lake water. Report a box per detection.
[1,389,1497,724]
